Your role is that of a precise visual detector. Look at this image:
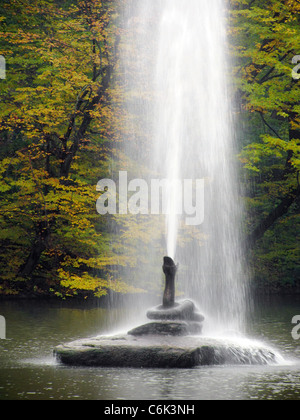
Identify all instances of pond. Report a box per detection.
[0,295,300,400]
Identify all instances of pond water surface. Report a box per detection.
[0,295,300,400]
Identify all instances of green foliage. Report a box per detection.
[230,0,300,291]
[0,0,142,298]
[252,211,300,291]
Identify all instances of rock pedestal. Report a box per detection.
[54,335,277,368]
[128,299,204,337]
[54,256,278,368]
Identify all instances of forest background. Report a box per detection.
[0,0,299,299]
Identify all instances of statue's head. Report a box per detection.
[163,256,177,276]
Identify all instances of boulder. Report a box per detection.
[54,335,277,368]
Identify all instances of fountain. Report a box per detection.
[128,256,204,337]
[54,257,278,368]
[55,0,284,368]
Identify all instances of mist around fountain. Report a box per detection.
[120,0,249,335]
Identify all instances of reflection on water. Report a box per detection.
[0,296,300,400]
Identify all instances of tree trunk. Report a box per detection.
[247,111,300,250]
[246,184,300,250]
[19,222,50,277]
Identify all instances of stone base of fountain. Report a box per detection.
[54,258,278,368]
[146,299,205,322]
[54,334,277,368]
[128,299,204,337]
[54,298,209,367]
[54,297,277,368]
[128,320,202,337]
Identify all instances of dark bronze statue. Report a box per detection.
[162,256,177,308]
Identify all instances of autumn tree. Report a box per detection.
[0,0,137,297]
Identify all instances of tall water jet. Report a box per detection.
[121,0,248,333]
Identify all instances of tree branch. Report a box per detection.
[246,184,300,250]
[258,111,283,139]
[60,64,113,178]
